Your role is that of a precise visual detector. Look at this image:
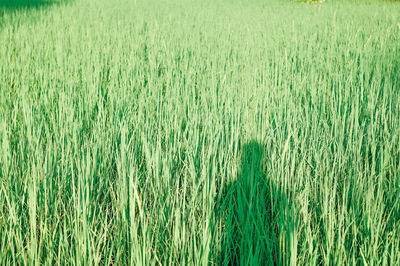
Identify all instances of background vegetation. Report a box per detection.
[0,0,399,264]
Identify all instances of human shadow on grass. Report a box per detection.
[214,140,294,265]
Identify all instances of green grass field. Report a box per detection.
[1,0,400,264]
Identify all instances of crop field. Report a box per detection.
[0,0,400,264]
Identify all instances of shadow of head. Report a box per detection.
[216,140,283,265]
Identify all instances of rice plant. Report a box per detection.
[0,0,399,264]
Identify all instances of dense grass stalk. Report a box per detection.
[0,0,399,264]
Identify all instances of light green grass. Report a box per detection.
[0,0,400,264]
